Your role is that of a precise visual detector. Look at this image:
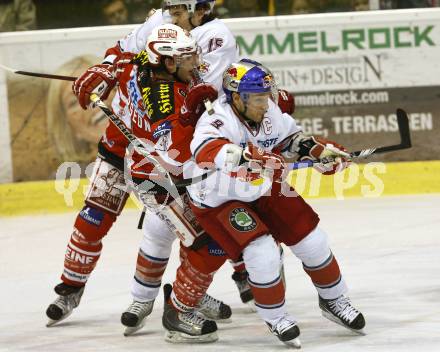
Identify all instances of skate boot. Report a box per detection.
[266,313,301,348]
[46,283,85,327]
[231,270,256,311]
[121,300,155,336]
[197,293,232,323]
[319,295,366,334]
[162,284,218,343]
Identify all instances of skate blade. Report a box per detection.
[164,330,218,343]
[283,337,301,349]
[123,320,146,336]
[196,311,232,323]
[46,311,73,327]
[321,310,366,336]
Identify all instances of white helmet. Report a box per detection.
[146,24,199,66]
[162,0,215,14]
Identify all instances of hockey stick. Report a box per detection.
[89,94,213,189]
[289,108,412,170]
[0,63,76,81]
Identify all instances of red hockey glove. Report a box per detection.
[72,64,116,109]
[277,89,295,115]
[298,136,350,175]
[180,83,218,126]
[72,53,133,109]
[243,142,287,181]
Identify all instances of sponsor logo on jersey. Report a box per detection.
[239,138,278,149]
[229,208,257,232]
[133,50,149,66]
[158,84,173,114]
[211,119,224,129]
[198,62,210,74]
[208,240,226,256]
[258,138,278,148]
[142,82,175,123]
[79,206,104,226]
[129,75,145,110]
[152,120,172,141]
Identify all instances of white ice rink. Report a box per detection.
[1,194,439,352]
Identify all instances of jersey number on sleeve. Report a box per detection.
[208,38,224,53]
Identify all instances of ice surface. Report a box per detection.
[1,195,439,351]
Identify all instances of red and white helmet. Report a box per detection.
[146,24,199,66]
[162,0,215,14]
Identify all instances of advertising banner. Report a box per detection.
[0,9,439,182]
[231,9,440,162]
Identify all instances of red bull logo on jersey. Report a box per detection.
[198,61,210,74]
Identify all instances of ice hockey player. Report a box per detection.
[182,58,366,347]
[45,23,230,333]
[112,23,232,342]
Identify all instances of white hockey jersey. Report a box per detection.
[185,98,302,208]
[113,9,239,92]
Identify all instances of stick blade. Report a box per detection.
[351,108,412,157]
[396,108,412,148]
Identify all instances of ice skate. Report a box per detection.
[319,295,366,335]
[231,270,256,312]
[162,284,218,343]
[121,300,154,336]
[197,293,232,323]
[46,283,84,327]
[266,313,301,348]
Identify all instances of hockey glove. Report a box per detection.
[72,53,133,109]
[243,142,287,182]
[180,83,218,127]
[277,89,295,115]
[296,135,350,175]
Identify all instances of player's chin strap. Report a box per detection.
[288,108,412,171]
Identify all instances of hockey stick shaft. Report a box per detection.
[289,108,412,170]
[0,63,76,81]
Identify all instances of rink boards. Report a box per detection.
[1,160,439,217]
